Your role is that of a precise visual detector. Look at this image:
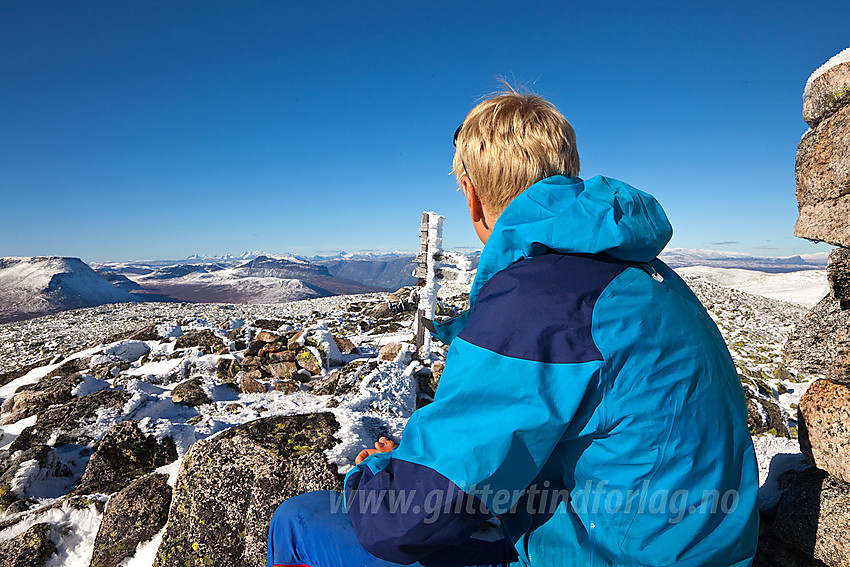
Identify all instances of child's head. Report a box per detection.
[452,85,580,214]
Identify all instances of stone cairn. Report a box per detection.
[778,47,850,566]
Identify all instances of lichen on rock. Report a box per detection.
[153,412,343,567]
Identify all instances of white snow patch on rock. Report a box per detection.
[104,340,151,363]
[805,45,850,98]
[71,374,110,398]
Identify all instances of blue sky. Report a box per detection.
[1,1,847,262]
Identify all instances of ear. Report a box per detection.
[461,176,485,223]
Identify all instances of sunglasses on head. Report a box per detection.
[453,124,473,185]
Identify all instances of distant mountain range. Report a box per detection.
[0,248,829,324]
[658,248,829,272]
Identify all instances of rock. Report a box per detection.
[267,362,297,380]
[240,373,266,394]
[255,331,280,343]
[378,342,403,361]
[295,349,322,375]
[335,360,379,395]
[174,329,221,352]
[798,379,850,483]
[153,413,343,567]
[3,372,81,424]
[0,445,71,510]
[773,467,850,566]
[785,294,850,378]
[90,473,172,567]
[243,368,266,381]
[287,330,305,350]
[379,342,413,363]
[240,355,263,369]
[431,361,445,390]
[170,378,211,407]
[75,421,177,495]
[274,380,299,394]
[244,339,265,357]
[216,358,241,386]
[43,356,91,380]
[833,348,850,384]
[253,319,285,331]
[268,350,296,363]
[366,302,394,319]
[259,342,285,355]
[309,371,339,396]
[333,336,358,355]
[8,389,130,451]
[828,247,850,301]
[0,357,52,388]
[99,325,161,345]
[794,105,850,247]
[0,522,56,566]
[744,386,791,437]
[804,60,850,127]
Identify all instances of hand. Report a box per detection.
[355,436,398,464]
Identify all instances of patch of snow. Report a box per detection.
[155,322,183,338]
[71,374,110,397]
[804,45,850,98]
[0,360,65,403]
[0,415,37,450]
[752,434,810,512]
[118,524,167,567]
[104,340,151,363]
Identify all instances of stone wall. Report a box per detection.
[782,48,850,566]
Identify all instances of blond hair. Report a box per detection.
[452,86,580,213]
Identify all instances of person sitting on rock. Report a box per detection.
[267,85,759,567]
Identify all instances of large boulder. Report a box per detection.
[773,467,850,566]
[2,373,81,425]
[75,420,177,495]
[90,473,172,567]
[804,59,850,127]
[170,378,211,406]
[798,379,850,483]
[0,522,56,566]
[828,247,850,302]
[153,412,343,567]
[794,104,850,247]
[784,294,850,381]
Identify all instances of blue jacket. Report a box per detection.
[345,175,759,566]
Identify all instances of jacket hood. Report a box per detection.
[431,175,672,344]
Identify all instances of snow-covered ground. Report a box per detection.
[0,267,824,564]
[675,266,829,308]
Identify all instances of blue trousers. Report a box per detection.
[267,491,510,567]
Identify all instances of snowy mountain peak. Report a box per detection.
[0,256,138,324]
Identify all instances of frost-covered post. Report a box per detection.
[414,212,444,355]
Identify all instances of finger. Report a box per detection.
[355,449,372,464]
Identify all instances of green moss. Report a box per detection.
[0,483,16,511]
[827,86,849,108]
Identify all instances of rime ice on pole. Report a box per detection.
[414,212,444,357]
